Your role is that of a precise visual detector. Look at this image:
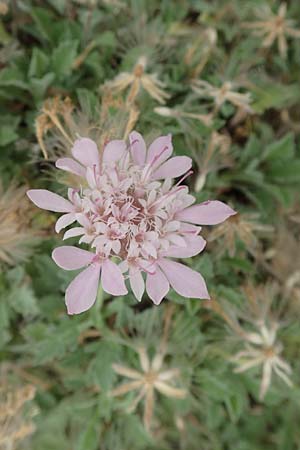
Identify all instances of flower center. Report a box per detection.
[71,159,190,262]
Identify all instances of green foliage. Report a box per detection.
[1,1,300,450]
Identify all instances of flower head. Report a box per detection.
[208,212,274,257]
[27,131,235,314]
[111,344,186,431]
[231,319,292,400]
[243,3,300,59]
[104,56,170,105]
[208,283,293,401]
[192,80,253,114]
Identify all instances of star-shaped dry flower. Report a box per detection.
[192,80,253,114]
[111,345,186,431]
[208,212,274,257]
[243,3,300,59]
[231,320,292,400]
[104,56,170,105]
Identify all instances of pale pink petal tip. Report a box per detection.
[52,246,95,270]
[55,158,85,177]
[176,200,236,225]
[55,213,76,233]
[101,259,128,296]
[164,235,206,258]
[129,269,145,301]
[27,189,73,213]
[146,267,169,305]
[103,139,127,164]
[66,264,101,315]
[146,134,173,167]
[152,156,192,180]
[129,131,146,166]
[72,137,99,168]
[159,259,210,299]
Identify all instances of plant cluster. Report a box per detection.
[0,1,300,449]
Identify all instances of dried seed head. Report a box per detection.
[0,1,8,15]
[111,341,186,432]
[242,3,300,58]
[0,378,37,449]
[208,212,274,257]
[0,181,37,266]
[104,56,170,105]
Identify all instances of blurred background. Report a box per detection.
[0,1,300,449]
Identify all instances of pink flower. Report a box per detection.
[27,131,236,314]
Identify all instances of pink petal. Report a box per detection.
[163,236,206,258]
[52,246,95,270]
[176,200,236,225]
[65,263,101,314]
[55,213,76,233]
[129,131,146,166]
[27,189,73,213]
[152,156,192,180]
[168,234,186,247]
[158,259,210,299]
[180,194,196,209]
[55,158,86,177]
[101,259,128,296]
[129,268,145,301]
[180,223,202,235]
[72,138,100,168]
[146,134,173,169]
[103,139,126,164]
[63,227,85,240]
[146,266,169,305]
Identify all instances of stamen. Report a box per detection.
[142,145,170,181]
[149,185,186,211]
[174,170,193,188]
[149,145,169,168]
[129,138,139,149]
